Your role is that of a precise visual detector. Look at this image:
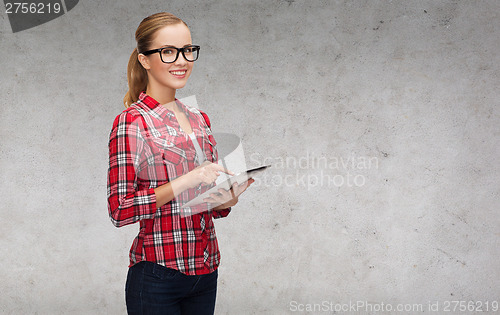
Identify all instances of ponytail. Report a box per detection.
[123,12,188,108]
[124,49,148,107]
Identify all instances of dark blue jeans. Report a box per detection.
[125,261,218,315]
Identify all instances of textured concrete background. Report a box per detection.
[1,0,499,314]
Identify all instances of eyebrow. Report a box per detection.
[159,44,193,48]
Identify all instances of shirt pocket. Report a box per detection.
[151,135,188,165]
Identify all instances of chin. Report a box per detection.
[171,82,188,90]
[165,76,190,90]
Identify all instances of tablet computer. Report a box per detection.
[181,164,270,208]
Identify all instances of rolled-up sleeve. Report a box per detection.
[212,207,231,219]
[107,112,157,227]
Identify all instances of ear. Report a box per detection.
[138,53,151,70]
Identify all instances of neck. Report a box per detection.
[146,84,177,111]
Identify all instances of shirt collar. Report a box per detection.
[136,91,197,126]
[138,91,160,110]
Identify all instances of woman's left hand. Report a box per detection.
[204,178,255,210]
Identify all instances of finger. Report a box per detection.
[229,183,237,198]
[237,180,250,190]
[212,163,235,176]
[236,185,248,195]
[203,197,215,203]
[234,180,252,195]
[240,178,254,186]
[218,190,234,201]
[204,193,226,204]
[202,173,219,185]
[216,189,236,204]
[212,192,227,200]
[204,193,223,202]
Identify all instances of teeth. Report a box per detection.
[170,71,186,75]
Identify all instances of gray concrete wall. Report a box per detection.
[1,0,499,314]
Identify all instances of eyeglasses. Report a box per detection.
[141,45,200,63]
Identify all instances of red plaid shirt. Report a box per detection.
[107,92,230,275]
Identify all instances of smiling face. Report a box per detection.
[138,23,194,102]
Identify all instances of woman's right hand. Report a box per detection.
[184,161,234,189]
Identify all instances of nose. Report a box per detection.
[175,52,188,65]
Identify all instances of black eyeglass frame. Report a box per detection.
[141,45,200,63]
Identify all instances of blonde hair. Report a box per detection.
[123,12,188,107]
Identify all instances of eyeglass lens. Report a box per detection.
[161,47,198,63]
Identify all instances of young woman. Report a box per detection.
[107,12,253,314]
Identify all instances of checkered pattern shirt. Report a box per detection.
[107,92,231,275]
